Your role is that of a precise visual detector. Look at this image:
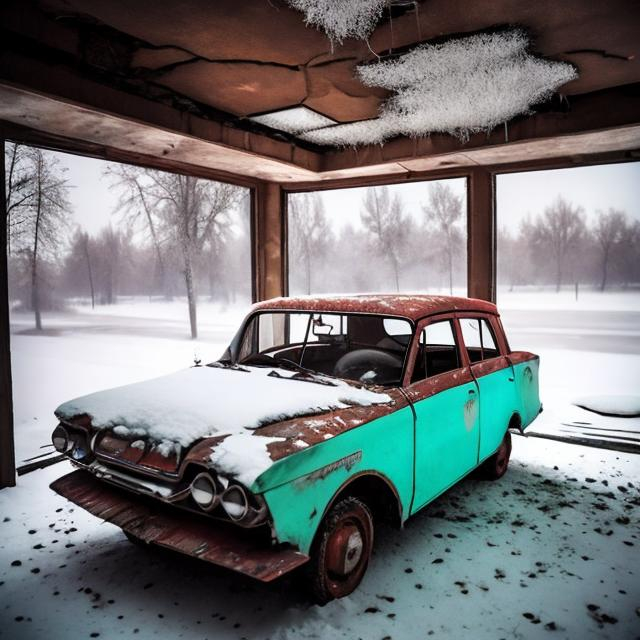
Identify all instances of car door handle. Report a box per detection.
[468,389,476,395]
[508,376,514,382]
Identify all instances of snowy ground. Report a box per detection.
[9,293,640,460]
[2,293,640,639]
[1,437,638,640]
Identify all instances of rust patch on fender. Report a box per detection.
[297,451,363,486]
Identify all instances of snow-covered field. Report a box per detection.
[2,293,639,639]
[1,437,638,640]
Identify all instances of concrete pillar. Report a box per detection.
[467,168,496,302]
[0,139,16,488]
[254,181,286,301]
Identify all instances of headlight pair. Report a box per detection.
[190,471,259,524]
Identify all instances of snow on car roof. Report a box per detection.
[253,294,498,321]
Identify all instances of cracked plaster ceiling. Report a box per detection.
[23,0,640,149]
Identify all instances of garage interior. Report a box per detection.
[1,0,639,488]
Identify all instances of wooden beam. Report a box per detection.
[467,168,496,303]
[0,138,16,488]
[254,182,286,301]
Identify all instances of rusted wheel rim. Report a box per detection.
[496,443,509,474]
[323,510,372,598]
[496,433,512,475]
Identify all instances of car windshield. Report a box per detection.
[237,312,413,387]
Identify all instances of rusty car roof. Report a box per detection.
[252,294,498,322]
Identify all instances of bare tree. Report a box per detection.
[81,232,96,309]
[422,183,463,294]
[497,225,533,291]
[289,193,331,294]
[618,219,640,289]
[525,196,585,292]
[12,147,70,329]
[106,164,171,298]
[64,228,96,307]
[4,143,35,251]
[361,187,408,292]
[593,209,627,291]
[143,172,243,338]
[93,226,125,305]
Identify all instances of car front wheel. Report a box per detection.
[306,496,374,604]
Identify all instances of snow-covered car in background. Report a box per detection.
[50,295,541,602]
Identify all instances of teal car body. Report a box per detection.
[245,298,541,555]
[50,295,541,592]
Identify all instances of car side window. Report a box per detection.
[411,320,460,383]
[459,317,499,363]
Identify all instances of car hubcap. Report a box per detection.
[326,524,364,577]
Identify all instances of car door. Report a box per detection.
[405,315,480,514]
[458,315,517,463]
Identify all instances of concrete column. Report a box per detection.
[0,139,16,488]
[254,181,286,301]
[467,168,496,302]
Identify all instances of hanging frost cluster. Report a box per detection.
[284,0,386,44]
[301,30,578,146]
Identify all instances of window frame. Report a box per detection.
[235,309,416,387]
[404,312,465,386]
[411,318,462,384]
[456,313,505,363]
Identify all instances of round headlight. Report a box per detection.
[190,473,218,511]
[52,425,70,453]
[221,485,249,521]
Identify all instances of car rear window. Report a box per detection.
[459,317,499,362]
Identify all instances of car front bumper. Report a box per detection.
[50,469,309,582]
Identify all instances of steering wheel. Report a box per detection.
[333,348,403,385]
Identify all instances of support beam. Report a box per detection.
[254,182,286,301]
[467,168,496,303]
[0,139,16,488]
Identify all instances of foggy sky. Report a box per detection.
[52,149,640,237]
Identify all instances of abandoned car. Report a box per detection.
[50,294,541,602]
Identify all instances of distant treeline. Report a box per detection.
[289,188,640,296]
[6,143,639,337]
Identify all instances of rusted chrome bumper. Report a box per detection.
[50,470,309,582]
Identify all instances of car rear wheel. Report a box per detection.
[480,431,512,480]
[306,496,374,604]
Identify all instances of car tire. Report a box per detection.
[480,431,512,480]
[305,496,374,604]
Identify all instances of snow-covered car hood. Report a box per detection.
[55,365,392,485]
